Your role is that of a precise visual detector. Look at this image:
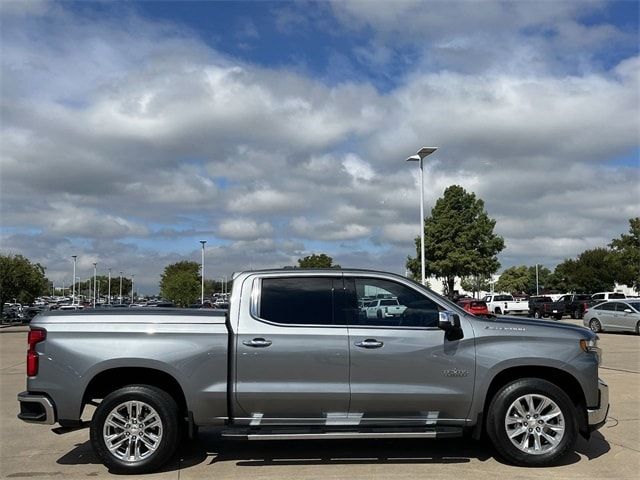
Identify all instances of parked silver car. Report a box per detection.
[583,300,640,334]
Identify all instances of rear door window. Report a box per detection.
[259,277,336,325]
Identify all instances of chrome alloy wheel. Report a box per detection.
[102,401,163,462]
[504,394,565,455]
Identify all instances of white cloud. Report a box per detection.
[217,218,274,240]
[291,217,371,241]
[46,203,149,238]
[0,2,638,293]
[342,153,375,182]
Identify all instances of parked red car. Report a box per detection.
[457,298,490,316]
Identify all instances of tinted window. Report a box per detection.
[592,294,605,300]
[626,302,640,312]
[574,294,591,301]
[260,277,334,325]
[609,293,626,299]
[599,303,617,311]
[347,277,441,328]
[613,302,631,312]
[494,295,513,301]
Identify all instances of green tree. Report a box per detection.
[159,261,200,307]
[297,253,340,269]
[406,185,505,297]
[460,275,491,297]
[609,217,640,292]
[495,265,529,294]
[0,254,49,316]
[551,248,616,293]
[494,265,552,295]
[526,265,552,294]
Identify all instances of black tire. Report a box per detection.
[495,307,502,315]
[90,385,179,474]
[533,310,542,319]
[635,321,640,336]
[376,309,383,319]
[554,314,563,321]
[486,378,578,467]
[570,310,577,319]
[589,318,602,333]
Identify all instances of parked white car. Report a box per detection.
[482,294,529,315]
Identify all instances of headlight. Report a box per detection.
[580,337,602,365]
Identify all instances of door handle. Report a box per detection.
[243,338,272,348]
[355,339,384,349]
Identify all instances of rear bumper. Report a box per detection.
[587,379,609,431]
[17,391,56,425]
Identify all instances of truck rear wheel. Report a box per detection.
[486,378,577,466]
[90,385,179,474]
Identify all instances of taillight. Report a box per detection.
[27,329,46,377]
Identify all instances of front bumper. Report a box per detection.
[587,379,609,431]
[17,391,56,425]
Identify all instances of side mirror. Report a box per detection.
[624,308,632,313]
[438,311,461,331]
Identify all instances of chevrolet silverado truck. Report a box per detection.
[18,269,608,474]
[558,294,592,319]
[528,296,565,320]
[482,294,529,315]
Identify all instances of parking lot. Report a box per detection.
[1,320,638,480]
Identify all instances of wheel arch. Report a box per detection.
[83,367,188,418]
[479,365,588,438]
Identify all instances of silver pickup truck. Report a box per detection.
[18,269,609,474]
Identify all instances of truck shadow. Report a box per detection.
[56,429,610,473]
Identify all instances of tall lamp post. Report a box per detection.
[200,240,207,304]
[92,262,97,307]
[406,147,438,286]
[108,268,112,304]
[71,255,77,305]
[119,272,123,305]
[131,274,135,303]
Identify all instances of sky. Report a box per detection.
[0,0,639,294]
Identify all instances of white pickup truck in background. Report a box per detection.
[363,298,407,319]
[483,294,529,315]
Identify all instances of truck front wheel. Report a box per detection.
[90,385,179,474]
[486,378,577,466]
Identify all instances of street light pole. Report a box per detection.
[93,262,97,307]
[108,268,112,304]
[131,274,135,303]
[71,255,77,305]
[406,147,438,286]
[200,240,207,305]
[119,272,123,305]
[536,264,539,296]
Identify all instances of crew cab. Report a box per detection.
[558,294,592,319]
[528,296,565,320]
[482,294,529,315]
[19,269,608,473]
[590,292,626,306]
